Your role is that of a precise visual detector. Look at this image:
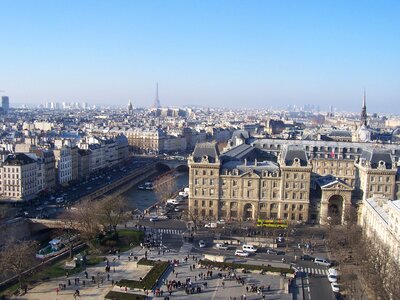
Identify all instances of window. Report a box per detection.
[203,170,206,176]
[299,204,303,211]
[233,190,237,197]
[283,213,288,219]
[292,204,296,210]
[284,204,288,210]
[210,188,214,195]
[262,181,266,187]
[210,179,214,185]
[222,179,227,186]
[272,191,277,198]
[201,200,206,207]
[209,201,213,207]
[233,180,237,186]
[194,200,198,207]
[210,170,214,176]
[248,180,252,187]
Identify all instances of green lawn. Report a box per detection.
[105,291,146,300]
[116,230,144,252]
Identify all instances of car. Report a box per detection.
[204,223,217,228]
[198,240,206,248]
[328,274,338,283]
[328,268,339,283]
[235,250,249,257]
[149,216,159,222]
[174,207,181,212]
[215,243,229,250]
[277,236,285,243]
[216,219,226,225]
[331,282,340,293]
[266,248,278,255]
[301,254,315,261]
[314,257,332,267]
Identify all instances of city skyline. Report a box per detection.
[1,1,399,113]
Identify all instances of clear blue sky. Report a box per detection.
[1,0,399,113]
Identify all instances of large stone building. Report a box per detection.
[188,141,400,225]
[360,196,400,263]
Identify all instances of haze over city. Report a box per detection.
[1,0,400,112]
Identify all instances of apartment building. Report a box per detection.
[0,153,38,200]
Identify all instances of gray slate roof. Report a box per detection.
[360,149,393,169]
[281,145,308,166]
[192,142,220,163]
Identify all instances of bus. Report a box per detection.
[257,219,288,228]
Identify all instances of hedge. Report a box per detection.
[117,260,169,290]
[199,259,294,274]
[105,291,146,300]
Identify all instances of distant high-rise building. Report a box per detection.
[153,82,161,108]
[2,96,9,114]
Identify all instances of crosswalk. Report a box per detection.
[297,267,329,276]
[155,228,184,235]
[179,242,193,254]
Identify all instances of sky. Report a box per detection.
[0,0,399,113]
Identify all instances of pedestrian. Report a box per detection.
[56,287,59,295]
[84,271,88,279]
[222,281,225,289]
[176,272,178,278]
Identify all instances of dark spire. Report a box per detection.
[361,89,367,126]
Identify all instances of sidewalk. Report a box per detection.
[17,243,296,300]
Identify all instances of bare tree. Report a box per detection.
[153,172,177,204]
[66,200,102,249]
[0,239,38,289]
[96,195,132,234]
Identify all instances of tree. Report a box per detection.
[66,200,102,249]
[96,195,132,234]
[0,239,38,289]
[153,172,176,204]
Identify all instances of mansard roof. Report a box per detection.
[221,160,279,175]
[3,153,36,166]
[360,149,393,169]
[192,142,220,163]
[281,145,308,166]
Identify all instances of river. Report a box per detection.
[123,170,189,211]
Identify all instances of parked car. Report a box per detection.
[204,223,217,228]
[266,248,278,255]
[149,216,159,222]
[242,244,257,253]
[314,257,332,267]
[215,243,229,250]
[301,254,315,261]
[328,268,339,283]
[235,250,249,257]
[198,240,206,248]
[331,282,340,293]
[216,219,226,225]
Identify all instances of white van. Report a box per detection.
[327,268,339,282]
[242,244,257,253]
[166,199,179,205]
[314,257,331,267]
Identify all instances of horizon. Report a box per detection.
[1,1,399,114]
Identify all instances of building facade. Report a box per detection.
[188,141,400,225]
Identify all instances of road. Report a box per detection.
[11,157,154,220]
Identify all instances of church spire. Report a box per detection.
[361,89,367,126]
